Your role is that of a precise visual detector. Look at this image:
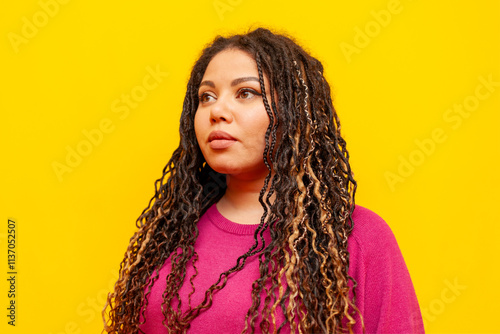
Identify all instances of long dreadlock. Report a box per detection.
[103,27,363,334]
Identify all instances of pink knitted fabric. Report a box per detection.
[139,204,424,333]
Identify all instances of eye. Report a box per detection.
[198,92,215,104]
[237,88,261,100]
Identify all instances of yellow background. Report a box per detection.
[1,0,499,333]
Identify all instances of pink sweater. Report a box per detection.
[140,204,424,333]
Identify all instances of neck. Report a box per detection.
[216,172,275,225]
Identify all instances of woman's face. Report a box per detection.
[194,48,272,180]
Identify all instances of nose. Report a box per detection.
[209,95,233,124]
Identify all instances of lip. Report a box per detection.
[208,130,236,149]
[208,130,236,142]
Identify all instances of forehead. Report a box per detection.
[202,49,258,79]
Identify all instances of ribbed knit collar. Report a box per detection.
[206,203,261,236]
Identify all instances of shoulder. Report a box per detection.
[347,204,410,288]
[347,205,425,333]
[349,204,399,255]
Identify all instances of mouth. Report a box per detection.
[208,130,236,149]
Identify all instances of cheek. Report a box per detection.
[193,112,203,143]
[252,117,270,151]
[245,105,270,132]
[256,113,270,137]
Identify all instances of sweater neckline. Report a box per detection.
[206,203,261,235]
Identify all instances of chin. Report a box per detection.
[208,163,240,175]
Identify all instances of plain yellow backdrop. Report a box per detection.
[1,0,499,333]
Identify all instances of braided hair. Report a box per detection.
[103,27,363,334]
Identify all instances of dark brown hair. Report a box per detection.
[103,27,362,333]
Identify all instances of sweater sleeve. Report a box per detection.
[348,206,425,334]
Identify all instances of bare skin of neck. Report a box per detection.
[216,172,275,225]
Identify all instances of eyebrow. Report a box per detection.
[199,76,260,89]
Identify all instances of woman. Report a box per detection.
[103,27,424,333]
